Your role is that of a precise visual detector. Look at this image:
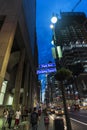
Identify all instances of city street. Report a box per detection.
[49,109,87,130]
[70,110,87,130]
[0,2,87,130]
[0,110,87,130]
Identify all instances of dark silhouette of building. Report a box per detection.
[55,12,87,97]
[55,12,87,46]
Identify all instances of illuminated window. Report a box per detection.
[0,93,4,105]
[6,95,13,105]
[0,80,8,105]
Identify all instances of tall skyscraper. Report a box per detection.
[55,12,87,97]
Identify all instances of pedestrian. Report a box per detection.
[44,112,49,130]
[30,107,38,130]
[38,106,42,121]
[14,109,21,129]
[7,108,14,129]
[3,108,8,127]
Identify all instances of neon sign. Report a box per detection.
[39,63,56,69]
[37,63,56,74]
[37,68,56,74]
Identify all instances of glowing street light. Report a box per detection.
[50,15,57,43]
[51,16,58,24]
[50,15,62,60]
[50,24,54,29]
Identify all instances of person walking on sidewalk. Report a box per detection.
[7,108,14,129]
[3,108,8,127]
[44,112,49,130]
[30,107,38,130]
[38,106,42,122]
[14,109,21,129]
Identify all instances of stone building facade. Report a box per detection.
[0,0,39,110]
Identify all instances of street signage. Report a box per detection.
[37,63,56,74]
[39,63,56,68]
[37,67,56,74]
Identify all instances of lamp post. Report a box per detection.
[50,15,62,70]
[50,16,58,47]
[50,15,72,130]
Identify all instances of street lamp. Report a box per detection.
[50,15,62,70]
[50,15,57,45]
[51,16,58,24]
[50,14,72,130]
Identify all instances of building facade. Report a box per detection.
[0,0,39,110]
[55,12,87,98]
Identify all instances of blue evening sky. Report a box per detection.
[36,0,87,65]
[36,0,87,101]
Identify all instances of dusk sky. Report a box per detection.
[36,0,87,99]
[36,0,87,65]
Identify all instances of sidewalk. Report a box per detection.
[36,114,54,130]
[0,117,15,130]
[0,113,54,130]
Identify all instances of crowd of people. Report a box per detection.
[2,104,50,130]
[3,108,21,129]
[30,106,49,130]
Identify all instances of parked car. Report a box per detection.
[55,107,64,116]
